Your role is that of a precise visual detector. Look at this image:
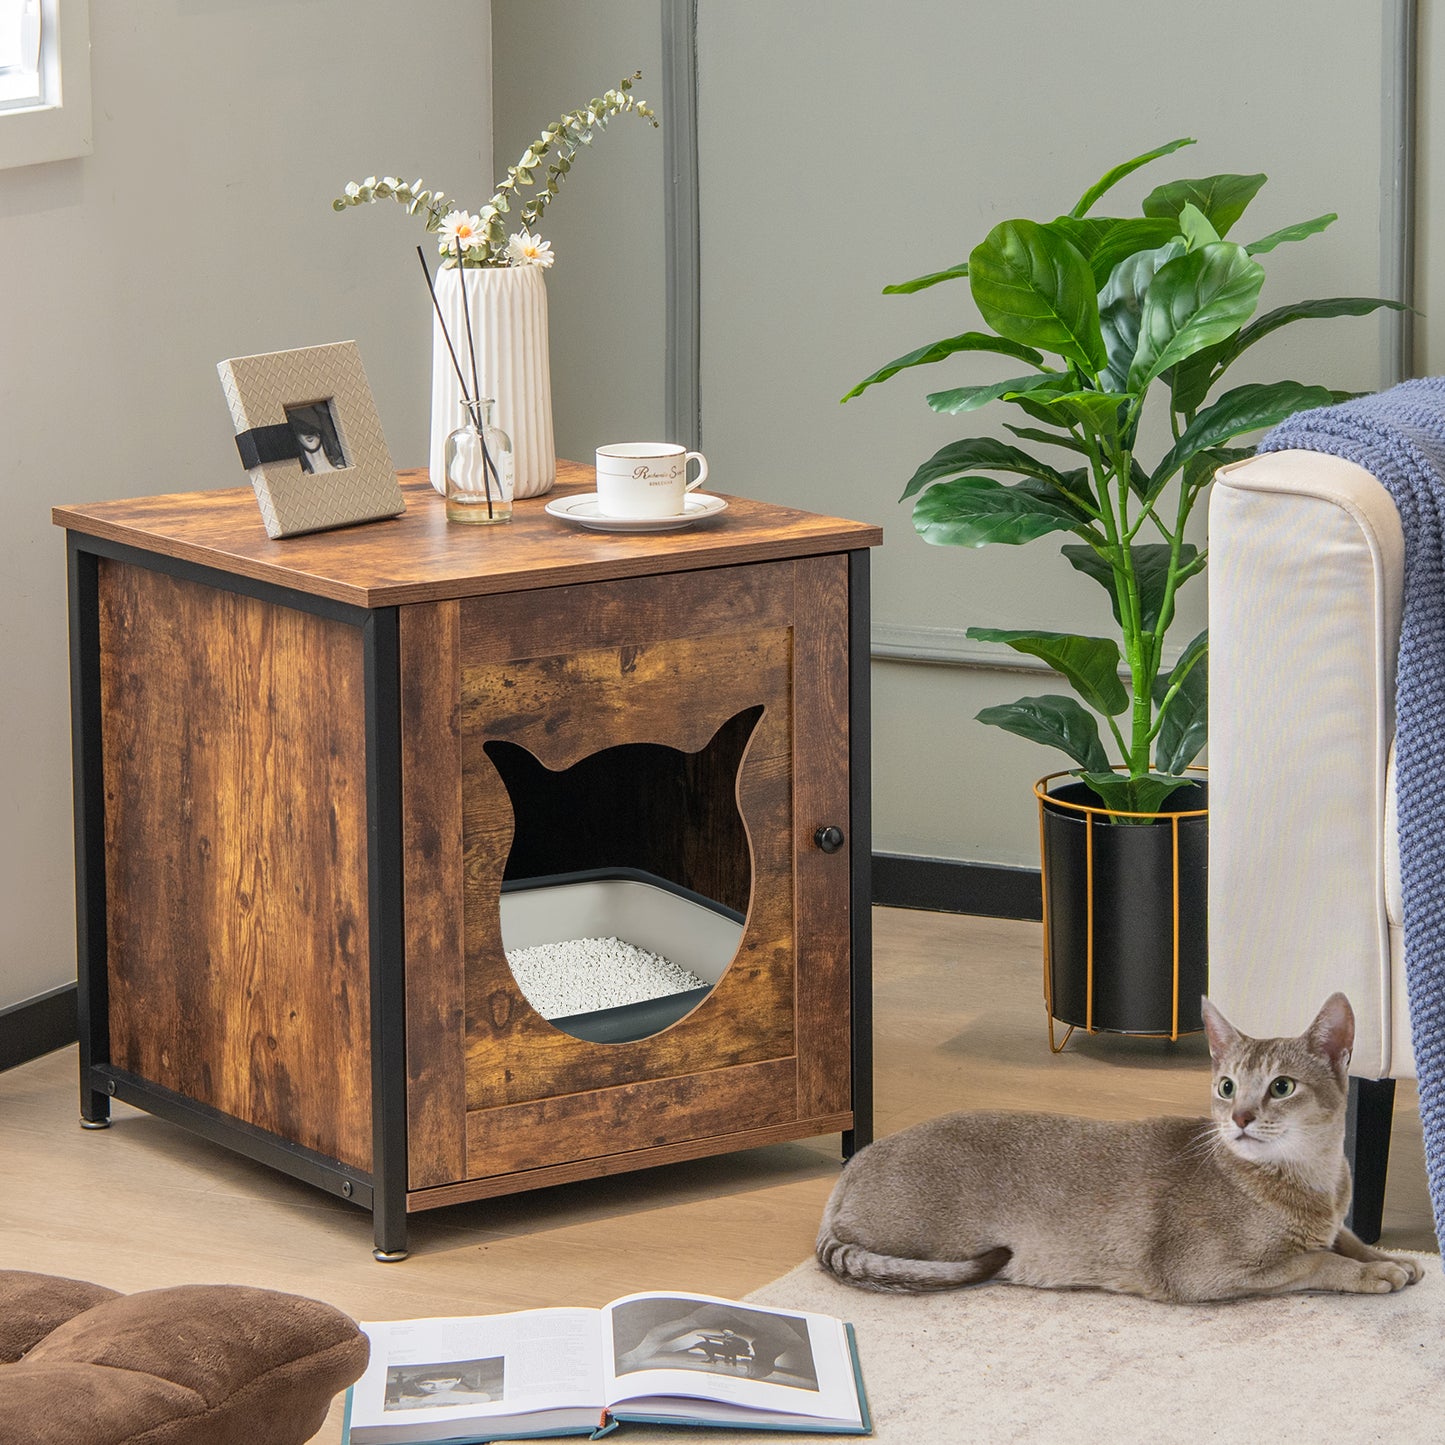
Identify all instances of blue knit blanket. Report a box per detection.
[1261,376,1445,1253]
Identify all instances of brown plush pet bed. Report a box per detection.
[0,1269,369,1444]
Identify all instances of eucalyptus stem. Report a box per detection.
[332,73,657,267]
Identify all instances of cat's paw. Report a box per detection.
[1393,1253,1425,1286]
[1358,1258,1416,1293]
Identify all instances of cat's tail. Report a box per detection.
[815,1231,1012,1293]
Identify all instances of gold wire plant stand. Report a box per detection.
[1035,768,1208,1054]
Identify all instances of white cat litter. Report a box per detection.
[505,936,709,1020]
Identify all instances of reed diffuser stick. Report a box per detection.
[416,246,469,396]
[418,245,499,518]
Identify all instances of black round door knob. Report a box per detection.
[814,825,845,854]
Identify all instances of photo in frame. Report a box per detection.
[217,341,405,538]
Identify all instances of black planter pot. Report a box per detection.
[1038,776,1207,1044]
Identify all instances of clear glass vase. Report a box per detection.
[444,397,514,525]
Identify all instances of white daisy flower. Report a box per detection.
[505,230,555,268]
[438,210,485,260]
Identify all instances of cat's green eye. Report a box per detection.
[1218,1077,1236,1099]
[1269,1076,1296,1099]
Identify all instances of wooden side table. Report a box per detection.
[54,464,881,1258]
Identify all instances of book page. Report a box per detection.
[601,1292,863,1427]
[347,1307,605,1436]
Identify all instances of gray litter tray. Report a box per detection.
[498,870,745,1043]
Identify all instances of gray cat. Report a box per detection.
[817,993,1424,1302]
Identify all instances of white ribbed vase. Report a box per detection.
[429,265,556,498]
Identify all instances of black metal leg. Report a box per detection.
[365,609,410,1262]
[67,539,111,1129]
[843,549,873,1163]
[1344,1075,1396,1244]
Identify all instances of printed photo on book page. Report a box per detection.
[602,1293,863,1426]
[348,1308,605,1439]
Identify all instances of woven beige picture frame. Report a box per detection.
[217,341,405,539]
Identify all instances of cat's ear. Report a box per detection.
[1199,996,1241,1062]
[1305,992,1354,1075]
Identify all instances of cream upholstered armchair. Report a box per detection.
[1208,447,1408,1243]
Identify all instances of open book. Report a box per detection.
[342,1290,870,1442]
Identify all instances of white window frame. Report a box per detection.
[0,0,91,170]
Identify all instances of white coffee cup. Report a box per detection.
[594,443,709,518]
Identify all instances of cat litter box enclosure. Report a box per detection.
[55,463,880,1259]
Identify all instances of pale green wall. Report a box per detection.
[490,1,668,461]
[695,0,1393,866]
[3,2,492,1010]
[494,0,1402,871]
[494,0,1398,867]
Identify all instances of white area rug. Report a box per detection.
[636,1254,1445,1442]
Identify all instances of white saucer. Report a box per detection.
[544,492,728,533]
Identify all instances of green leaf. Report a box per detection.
[1010,388,1094,430]
[841,332,1045,403]
[1004,423,1092,456]
[1153,630,1209,773]
[968,219,1107,372]
[1178,201,1221,250]
[1182,445,1252,493]
[1166,337,1231,416]
[881,262,969,294]
[911,477,1082,548]
[899,437,1071,500]
[1011,472,1098,525]
[1077,770,1201,815]
[1049,216,1182,288]
[1127,242,1265,393]
[927,371,1066,416]
[976,695,1111,772]
[1025,389,1132,446]
[1223,296,1410,369]
[1097,240,1187,393]
[1062,542,1201,634]
[966,628,1129,715]
[1245,212,1336,255]
[1168,625,1209,685]
[1152,380,1336,489]
[1141,172,1268,237]
[1069,137,1195,218]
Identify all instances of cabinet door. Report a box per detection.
[400,556,853,1195]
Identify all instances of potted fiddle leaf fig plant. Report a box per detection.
[844,137,1403,1043]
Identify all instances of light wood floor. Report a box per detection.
[1,908,1434,1441]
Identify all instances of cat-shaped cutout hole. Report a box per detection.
[482,706,763,1043]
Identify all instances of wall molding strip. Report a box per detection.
[872,853,1042,922]
[661,0,702,450]
[1382,0,1418,383]
[870,622,1182,674]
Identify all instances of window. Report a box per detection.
[0,0,91,170]
[0,0,43,108]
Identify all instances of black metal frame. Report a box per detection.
[363,606,410,1259]
[64,532,410,1258]
[67,538,109,1129]
[844,549,874,1159]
